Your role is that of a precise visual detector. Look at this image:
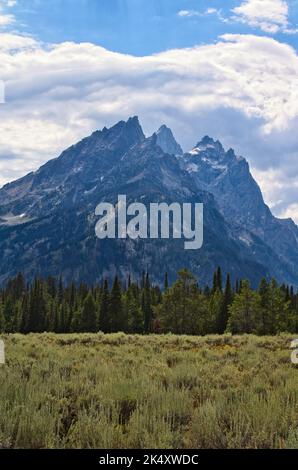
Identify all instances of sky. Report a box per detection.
[0,0,298,222]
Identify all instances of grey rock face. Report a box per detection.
[181,136,298,286]
[0,118,297,287]
[155,125,183,155]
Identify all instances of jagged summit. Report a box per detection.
[0,116,297,287]
[199,135,217,146]
[125,115,144,137]
[99,116,145,147]
[155,124,183,155]
[180,133,298,284]
[189,136,225,158]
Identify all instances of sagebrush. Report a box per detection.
[0,333,298,449]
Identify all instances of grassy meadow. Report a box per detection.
[0,333,298,449]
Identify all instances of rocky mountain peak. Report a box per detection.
[126,115,144,135]
[0,117,297,287]
[199,135,216,146]
[155,125,183,155]
[99,116,145,148]
[189,136,225,160]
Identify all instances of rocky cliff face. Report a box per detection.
[0,118,297,287]
[180,136,298,285]
[155,125,183,156]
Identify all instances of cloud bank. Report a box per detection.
[232,0,295,34]
[0,32,297,222]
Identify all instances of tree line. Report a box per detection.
[0,269,297,335]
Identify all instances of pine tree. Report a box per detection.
[228,280,262,334]
[3,297,15,333]
[143,273,153,333]
[58,276,64,302]
[99,280,110,333]
[125,284,143,333]
[164,272,169,292]
[47,276,57,298]
[20,294,29,333]
[26,279,47,333]
[80,292,98,332]
[70,309,81,333]
[110,276,126,332]
[258,278,270,334]
[155,269,210,335]
[217,273,233,333]
[210,289,224,334]
[269,280,292,333]
[0,270,295,336]
[212,271,217,294]
[216,267,223,292]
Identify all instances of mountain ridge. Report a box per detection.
[0,117,297,287]
[180,135,298,284]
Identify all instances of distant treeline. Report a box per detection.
[0,269,297,335]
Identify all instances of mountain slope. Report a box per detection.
[155,125,183,155]
[180,136,298,285]
[0,118,296,287]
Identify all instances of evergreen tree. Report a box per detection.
[217,273,233,333]
[212,271,217,294]
[3,297,15,333]
[155,269,211,335]
[164,272,169,292]
[110,276,126,332]
[70,309,81,333]
[258,278,270,334]
[125,284,143,333]
[99,280,110,333]
[216,267,223,292]
[143,273,153,333]
[0,269,296,336]
[80,292,98,332]
[26,279,47,333]
[228,281,262,334]
[210,289,223,334]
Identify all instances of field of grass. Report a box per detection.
[0,333,298,449]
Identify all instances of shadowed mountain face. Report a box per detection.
[0,117,297,287]
[180,136,298,286]
[155,125,183,156]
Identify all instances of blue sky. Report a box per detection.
[8,0,298,54]
[0,0,298,222]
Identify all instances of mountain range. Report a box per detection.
[0,116,297,287]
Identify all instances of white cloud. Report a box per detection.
[0,32,38,50]
[251,166,298,223]
[178,7,223,20]
[0,0,17,7]
[206,8,217,14]
[0,0,16,27]
[232,0,294,34]
[0,33,297,222]
[279,203,298,221]
[178,10,199,18]
[0,13,14,26]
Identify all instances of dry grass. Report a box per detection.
[0,333,297,449]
